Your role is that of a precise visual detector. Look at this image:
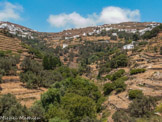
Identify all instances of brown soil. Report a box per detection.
[0,82,47,107]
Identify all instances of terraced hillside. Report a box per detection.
[0,22,161,121]
[102,37,162,121]
[0,51,47,107]
[0,82,47,107]
[0,33,47,107]
[0,32,24,53]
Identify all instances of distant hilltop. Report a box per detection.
[0,21,161,41]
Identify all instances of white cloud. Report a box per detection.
[0,2,23,21]
[47,12,97,29]
[47,6,140,29]
[99,7,140,24]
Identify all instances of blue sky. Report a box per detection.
[0,0,162,32]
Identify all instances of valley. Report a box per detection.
[0,21,161,122]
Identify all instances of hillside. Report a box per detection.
[0,21,160,47]
[0,32,47,107]
[0,32,25,53]
[0,22,161,122]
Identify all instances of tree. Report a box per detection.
[142,24,162,39]
[111,69,125,81]
[21,57,43,73]
[43,55,61,70]
[43,55,50,70]
[132,33,139,41]
[20,71,40,89]
[103,83,115,95]
[49,117,69,122]
[52,77,102,104]
[61,93,96,122]
[81,116,101,122]
[128,96,156,117]
[0,93,31,121]
[110,54,128,68]
[114,80,127,93]
[112,110,134,122]
[41,88,61,110]
[41,77,103,121]
[46,105,67,120]
[29,101,46,122]
[128,90,143,99]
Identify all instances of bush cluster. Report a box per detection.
[128,89,143,99]
[0,54,20,76]
[40,77,103,122]
[20,57,77,88]
[142,24,162,39]
[103,76,127,95]
[105,69,125,81]
[112,96,158,122]
[43,55,61,70]
[130,68,146,75]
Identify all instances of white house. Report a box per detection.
[112,33,117,36]
[73,35,80,39]
[63,44,68,49]
[82,33,87,36]
[88,32,94,36]
[123,43,134,50]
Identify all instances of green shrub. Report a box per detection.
[112,110,134,122]
[49,117,69,122]
[28,47,43,58]
[115,88,124,93]
[20,61,78,88]
[0,93,31,118]
[115,76,128,82]
[128,90,143,99]
[0,50,5,57]
[139,41,148,46]
[21,57,43,73]
[110,54,128,68]
[20,71,41,89]
[61,93,97,122]
[142,24,162,39]
[104,75,112,81]
[0,55,20,75]
[105,69,125,81]
[52,77,102,104]
[81,116,101,122]
[104,73,127,95]
[43,55,61,70]
[155,103,162,113]
[128,96,156,117]
[29,101,46,122]
[43,91,98,122]
[130,68,146,75]
[112,69,125,81]
[113,80,127,93]
[160,47,162,55]
[41,88,61,110]
[46,105,67,120]
[103,83,115,95]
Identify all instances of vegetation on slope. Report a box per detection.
[0,23,162,122]
[142,24,162,39]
